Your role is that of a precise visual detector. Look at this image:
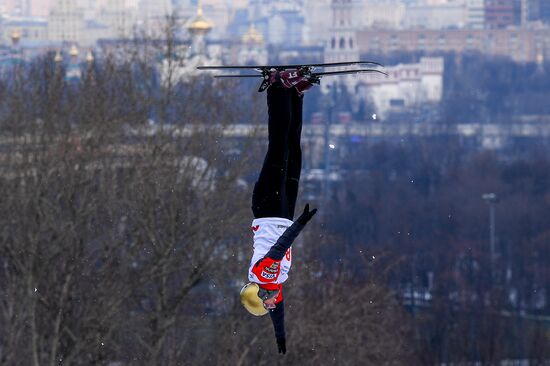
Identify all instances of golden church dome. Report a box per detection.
[69,45,79,57]
[54,50,63,63]
[86,50,94,63]
[242,24,264,44]
[187,5,212,32]
[11,30,21,42]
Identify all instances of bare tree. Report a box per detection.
[0,22,264,365]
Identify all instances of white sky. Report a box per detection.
[4,0,118,17]
[4,0,468,18]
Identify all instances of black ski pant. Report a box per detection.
[252,84,303,220]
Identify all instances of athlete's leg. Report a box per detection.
[251,83,293,219]
[285,89,303,220]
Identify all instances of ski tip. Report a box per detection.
[312,69,388,77]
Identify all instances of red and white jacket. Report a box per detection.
[248,217,294,303]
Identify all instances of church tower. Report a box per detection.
[187,2,213,59]
[324,0,361,92]
[324,0,360,65]
[238,24,268,66]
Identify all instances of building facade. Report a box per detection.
[484,0,521,29]
[357,28,550,62]
[1,15,47,44]
[403,2,466,29]
[323,1,443,117]
[466,0,485,29]
[99,0,136,38]
[303,0,331,45]
[541,0,550,23]
[356,57,444,118]
[48,0,84,43]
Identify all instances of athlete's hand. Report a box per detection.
[297,204,317,225]
[277,337,286,354]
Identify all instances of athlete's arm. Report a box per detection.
[265,204,317,260]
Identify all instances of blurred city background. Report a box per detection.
[1,0,550,365]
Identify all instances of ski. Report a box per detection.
[213,69,387,78]
[197,60,382,71]
[198,60,386,92]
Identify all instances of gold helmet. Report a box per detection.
[240,283,268,316]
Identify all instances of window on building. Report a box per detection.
[480,32,490,50]
[509,33,518,48]
[419,34,426,49]
[340,37,345,49]
[390,99,405,107]
[349,38,353,49]
[466,34,475,49]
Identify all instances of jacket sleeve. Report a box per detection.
[265,221,305,260]
[251,256,281,283]
[269,300,285,340]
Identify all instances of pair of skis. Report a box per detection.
[197,61,387,92]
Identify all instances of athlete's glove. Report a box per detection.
[297,204,317,225]
[277,337,286,354]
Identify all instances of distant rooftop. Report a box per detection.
[85,19,109,30]
[1,15,48,26]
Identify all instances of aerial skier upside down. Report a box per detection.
[240,70,318,355]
